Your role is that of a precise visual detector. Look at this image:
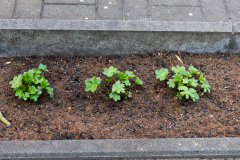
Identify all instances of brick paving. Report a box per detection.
[0,0,239,22]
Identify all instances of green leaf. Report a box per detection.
[106,77,113,82]
[177,92,183,99]
[23,72,34,83]
[182,77,190,84]
[189,78,198,87]
[32,68,42,74]
[34,77,44,84]
[22,92,30,100]
[192,92,200,102]
[109,92,121,101]
[112,81,125,94]
[40,79,50,88]
[172,65,185,74]
[14,85,25,98]
[189,66,200,74]
[125,71,135,78]
[178,82,185,90]
[185,71,192,78]
[180,87,197,100]
[36,86,42,95]
[135,77,143,85]
[201,81,210,92]
[179,69,188,76]
[28,85,37,94]
[167,79,175,88]
[46,87,53,97]
[9,75,22,88]
[198,73,206,82]
[38,64,48,72]
[30,94,39,102]
[103,66,118,77]
[118,72,128,80]
[85,76,101,92]
[155,68,169,81]
[173,74,183,82]
[122,79,131,86]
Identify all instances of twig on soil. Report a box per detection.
[0,112,11,126]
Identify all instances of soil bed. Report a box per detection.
[0,51,240,140]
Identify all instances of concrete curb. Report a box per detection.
[0,19,239,57]
[1,138,240,159]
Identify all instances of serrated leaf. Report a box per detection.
[32,68,42,74]
[36,86,42,95]
[103,66,118,77]
[109,92,121,101]
[40,79,50,88]
[39,64,48,72]
[172,65,185,74]
[135,77,143,85]
[112,81,125,94]
[198,73,206,82]
[122,79,131,86]
[179,69,187,76]
[180,87,197,100]
[173,74,183,82]
[185,71,192,78]
[10,75,22,88]
[182,77,190,84]
[189,78,198,87]
[22,92,30,100]
[155,68,169,81]
[46,87,53,97]
[189,66,200,74]
[167,79,175,88]
[85,76,101,92]
[14,85,25,98]
[23,72,34,83]
[118,72,128,80]
[28,85,37,94]
[178,82,185,90]
[177,92,183,99]
[30,94,39,102]
[201,81,210,92]
[125,71,135,78]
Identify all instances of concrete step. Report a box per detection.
[0,0,240,57]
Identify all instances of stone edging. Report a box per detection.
[1,138,240,159]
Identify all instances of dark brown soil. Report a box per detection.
[0,51,240,141]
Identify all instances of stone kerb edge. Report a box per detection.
[1,138,240,159]
[0,19,233,32]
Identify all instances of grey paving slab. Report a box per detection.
[44,0,95,4]
[150,0,200,6]
[201,0,229,22]
[225,0,240,22]
[98,0,123,20]
[43,5,95,20]
[151,6,203,22]
[0,0,15,19]
[124,0,149,20]
[14,0,42,19]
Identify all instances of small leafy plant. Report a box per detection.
[9,64,53,102]
[155,65,210,101]
[85,66,143,101]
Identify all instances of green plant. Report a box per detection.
[85,66,143,101]
[9,64,53,102]
[155,65,210,101]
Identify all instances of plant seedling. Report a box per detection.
[9,64,53,102]
[85,66,143,101]
[155,65,210,101]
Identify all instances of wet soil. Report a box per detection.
[0,51,240,141]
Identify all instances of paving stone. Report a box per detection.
[201,0,229,22]
[44,0,95,4]
[151,6,203,22]
[225,0,240,22]
[98,0,123,20]
[43,5,95,20]
[150,0,200,6]
[0,0,15,19]
[14,0,42,19]
[124,0,149,20]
